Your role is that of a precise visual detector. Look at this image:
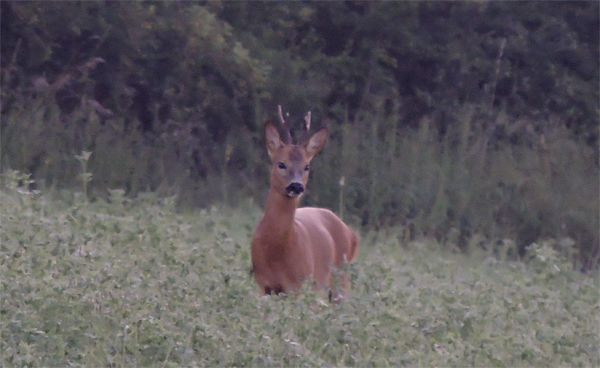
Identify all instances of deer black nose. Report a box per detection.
[285,182,304,196]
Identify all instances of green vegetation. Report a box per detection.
[1,177,598,366]
[1,4,599,362]
[1,3,598,364]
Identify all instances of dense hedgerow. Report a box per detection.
[1,178,598,367]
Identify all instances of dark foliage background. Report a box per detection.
[1,1,598,269]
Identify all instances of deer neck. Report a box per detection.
[261,187,300,245]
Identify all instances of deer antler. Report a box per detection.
[277,105,292,144]
[300,111,311,143]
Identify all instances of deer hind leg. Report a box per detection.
[328,265,350,303]
[328,282,345,303]
[332,244,358,302]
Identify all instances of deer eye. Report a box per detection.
[304,165,310,171]
[278,162,286,170]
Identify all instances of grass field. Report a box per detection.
[1,180,598,367]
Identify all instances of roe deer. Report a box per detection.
[251,105,359,301]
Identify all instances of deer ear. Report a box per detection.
[305,128,327,159]
[265,123,283,158]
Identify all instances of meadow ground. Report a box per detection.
[1,184,598,367]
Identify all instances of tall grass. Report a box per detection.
[1,91,598,269]
[316,104,599,268]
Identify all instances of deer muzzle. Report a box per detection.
[285,182,304,197]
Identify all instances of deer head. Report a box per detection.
[264,106,327,198]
